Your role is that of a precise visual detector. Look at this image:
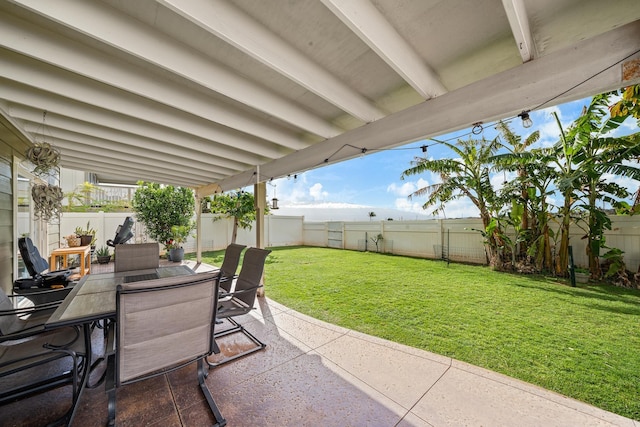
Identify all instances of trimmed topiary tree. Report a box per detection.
[209,191,260,244]
[131,181,195,250]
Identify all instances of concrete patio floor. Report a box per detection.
[2,260,638,426]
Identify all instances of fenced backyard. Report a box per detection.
[188,246,640,421]
[50,213,640,420]
[58,212,640,272]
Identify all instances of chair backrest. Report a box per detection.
[114,243,159,272]
[218,243,246,292]
[233,247,271,307]
[116,272,218,384]
[107,216,134,247]
[18,237,49,277]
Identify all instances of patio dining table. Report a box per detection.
[46,265,195,328]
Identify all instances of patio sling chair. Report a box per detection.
[106,272,226,427]
[216,243,246,293]
[114,242,160,273]
[208,247,271,368]
[0,289,86,423]
[14,237,72,305]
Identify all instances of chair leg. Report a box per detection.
[207,318,266,368]
[105,353,116,427]
[197,359,227,427]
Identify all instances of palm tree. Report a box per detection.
[492,122,540,256]
[401,136,504,267]
[555,93,640,277]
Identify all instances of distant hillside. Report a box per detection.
[271,203,432,222]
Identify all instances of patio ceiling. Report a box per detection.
[1,0,639,195]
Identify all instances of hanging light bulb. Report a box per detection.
[518,111,533,128]
[471,122,483,135]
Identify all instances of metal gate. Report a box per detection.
[327,222,343,248]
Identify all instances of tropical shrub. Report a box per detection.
[131,181,195,250]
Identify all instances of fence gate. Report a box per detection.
[327,222,343,248]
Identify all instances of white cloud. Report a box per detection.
[490,171,516,191]
[387,177,429,197]
[309,183,328,201]
[535,107,566,147]
[271,174,317,204]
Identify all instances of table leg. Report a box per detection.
[64,322,92,426]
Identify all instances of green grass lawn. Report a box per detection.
[188,246,640,420]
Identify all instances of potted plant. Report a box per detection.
[168,224,193,263]
[64,233,81,247]
[131,181,195,254]
[75,221,96,247]
[573,267,590,284]
[96,246,111,264]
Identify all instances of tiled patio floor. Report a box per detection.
[2,260,638,426]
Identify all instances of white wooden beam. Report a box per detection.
[158,0,385,123]
[18,119,233,179]
[195,184,223,199]
[321,0,447,99]
[0,13,309,152]
[502,0,535,62]
[61,156,208,188]
[0,55,288,162]
[4,91,258,171]
[215,21,640,190]
[7,0,340,139]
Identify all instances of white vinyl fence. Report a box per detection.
[61,213,640,272]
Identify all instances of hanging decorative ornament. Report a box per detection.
[25,111,64,222]
[25,141,61,178]
[25,111,61,178]
[31,183,64,221]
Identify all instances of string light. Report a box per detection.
[247,47,640,186]
[518,111,533,128]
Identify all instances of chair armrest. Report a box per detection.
[8,288,67,298]
[0,323,48,342]
[219,284,263,299]
[0,300,60,317]
[0,323,81,345]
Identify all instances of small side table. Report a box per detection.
[50,245,91,280]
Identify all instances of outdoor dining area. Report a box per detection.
[1,1,639,425]
[2,241,637,427]
[1,239,271,426]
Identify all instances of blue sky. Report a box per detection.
[266,95,639,219]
